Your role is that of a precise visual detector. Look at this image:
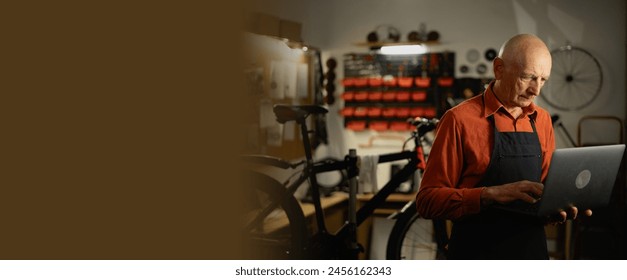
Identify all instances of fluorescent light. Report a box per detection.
[380,44,428,55]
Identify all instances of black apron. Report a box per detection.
[446,113,549,260]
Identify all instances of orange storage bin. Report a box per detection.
[354,91,369,102]
[342,78,356,87]
[382,92,396,102]
[367,107,382,117]
[382,77,397,87]
[412,91,427,102]
[368,77,383,87]
[437,77,454,87]
[423,107,437,117]
[347,121,367,131]
[396,107,410,118]
[382,108,397,118]
[340,107,355,117]
[396,91,411,102]
[398,77,413,88]
[353,107,368,117]
[410,107,425,117]
[342,91,355,101]
[415,77,431,88]
[369,121,389,131]
[353,77,369,87]
[368,91,383,101]
[390,121,410,131]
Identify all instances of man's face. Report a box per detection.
[498,51,552,108]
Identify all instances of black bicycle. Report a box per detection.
[242,104,447,259]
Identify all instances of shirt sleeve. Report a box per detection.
[415,111,483,220]
[538,110,556,182]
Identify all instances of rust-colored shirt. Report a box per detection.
[415,83,555,220]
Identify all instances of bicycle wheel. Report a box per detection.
[386,205,447,260]
[540,45,603,111]
[242,170,308,259]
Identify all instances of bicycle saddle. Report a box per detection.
[273,104,328,124]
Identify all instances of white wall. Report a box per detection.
[252,0,626,151]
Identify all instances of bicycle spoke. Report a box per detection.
[541,46,602,110]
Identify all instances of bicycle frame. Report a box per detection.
[298,120,423,259]
[244,117,358,236]
[244,104,435,259]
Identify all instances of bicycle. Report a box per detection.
[241,104,447,259]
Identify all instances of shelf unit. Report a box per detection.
[340,52,454,131]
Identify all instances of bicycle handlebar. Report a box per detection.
[407,117,439,127]
[407,117,439,139]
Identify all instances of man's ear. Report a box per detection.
[493,57,504,80]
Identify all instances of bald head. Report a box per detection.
[492,34,552,115]
[498,34,551,68]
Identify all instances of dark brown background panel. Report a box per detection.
[1,1,245,259]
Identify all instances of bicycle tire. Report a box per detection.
[386,205,447,260]
[540,45,603,111]
[243,170,308,259]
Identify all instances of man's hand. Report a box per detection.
[480,181,594,223]
[480,180,544,206]
[547,207,593,224]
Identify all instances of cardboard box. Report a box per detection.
[279,19,302,42]
[249,13,280,37]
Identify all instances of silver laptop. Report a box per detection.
[497,144,625,217]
